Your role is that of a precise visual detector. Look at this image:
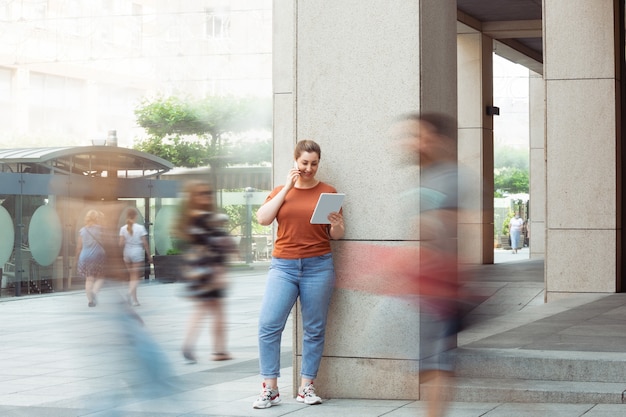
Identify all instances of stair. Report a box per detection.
[420,347,626,404]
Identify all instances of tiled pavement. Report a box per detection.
[2,251,626,416]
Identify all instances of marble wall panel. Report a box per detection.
[544,0,617,81]
[295,356,421,400]
[546,79,617,230]
[546,229,617,293]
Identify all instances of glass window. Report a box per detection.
[205,7,231,39]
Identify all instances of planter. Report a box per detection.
[153,255,184,283]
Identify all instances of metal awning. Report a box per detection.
[0,146,173,177]
[163,165,272,191]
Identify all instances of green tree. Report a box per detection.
[223,202,271,238]
[494,167,529,197]
[133,95,272,167]
[494,145,529,197]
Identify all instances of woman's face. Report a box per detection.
[295,151,319,180]
[192,186,213,208]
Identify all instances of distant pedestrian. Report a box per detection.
[119,208,152,306]
[177,180,237,364]
[509,213,524,254]
[75,209,106,307]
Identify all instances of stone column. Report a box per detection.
[273,0,457,399]
[457,32,495,264]
[529,71,546,260]
[544,0,622,297]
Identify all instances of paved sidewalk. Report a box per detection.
[1,258,626,416]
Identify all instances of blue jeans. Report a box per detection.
[258,253,335,380]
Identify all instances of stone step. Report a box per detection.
[420,376,626,404]
[446,348,626,383]
[423,347,626,404]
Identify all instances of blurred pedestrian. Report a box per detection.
[119,208,153,306]
[392,111,465,417]
[75,209,106,307]
[252,139,345,409]
[509,213,524,254]
[177,180,237,364]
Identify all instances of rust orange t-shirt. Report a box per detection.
[265,182,339,259]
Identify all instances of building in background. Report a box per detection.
[0,0,272,148]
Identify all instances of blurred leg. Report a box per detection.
[85,276,94,302]
[207,297,230,357]
[183,301,210,352]
[127,261,141,303]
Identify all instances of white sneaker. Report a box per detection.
[252,382,281,409]
[296,382,322,405]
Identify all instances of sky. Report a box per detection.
[493,54,531,150]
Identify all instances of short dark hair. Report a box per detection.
[399,112,457,141]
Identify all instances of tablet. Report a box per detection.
[310,193,345,224]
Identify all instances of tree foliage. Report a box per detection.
[494,145,529,197]
[494,167,529,197]
[133,95,272,167]
[223,203,270,236]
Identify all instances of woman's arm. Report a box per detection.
[256,168,300,225]
[256,187,288,225]
[141,235,153,263]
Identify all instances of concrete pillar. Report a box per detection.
[457,32,495,264]
[544,0,622,297]
[273,0,457,400]
[529,71,546,260]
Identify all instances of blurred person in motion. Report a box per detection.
[252,139,345,409]
[392,111,467,417]
[74,206,176,416]
[177,180,237,364]
[75,209,106,307]
[119,208,153,306]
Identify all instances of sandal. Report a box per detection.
[182,348,197,364]
[211,352,232,361]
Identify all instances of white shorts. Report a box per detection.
[124,246,145,264]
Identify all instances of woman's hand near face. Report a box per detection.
[257,165,299,225]
[284,166,300,191]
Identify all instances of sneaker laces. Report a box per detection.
[300,383,317,397]
[258,383,276,400]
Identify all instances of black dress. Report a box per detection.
[181,211,235,299]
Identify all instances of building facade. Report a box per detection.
[0,0,272,297]
[273,0,625,400]
[0,0,272,148]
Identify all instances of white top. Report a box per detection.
[509,217,524,232]
[119,223,148,263]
